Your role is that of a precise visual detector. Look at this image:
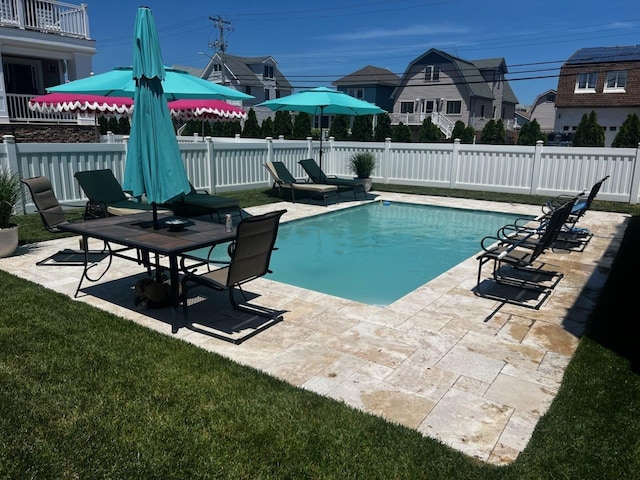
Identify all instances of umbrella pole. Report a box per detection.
[152,202,159,230]
[319,106,324,171]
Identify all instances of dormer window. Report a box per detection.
[424,65,440,82]
[264,65,274,79]
[575,72,597,93]
[604,71,627,92]
[213,63,222,72]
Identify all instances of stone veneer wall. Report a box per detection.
[0,124,99,143]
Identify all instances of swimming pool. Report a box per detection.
[268,202,528,305]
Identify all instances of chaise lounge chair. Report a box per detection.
[474,200,574,310]
[74,168,170,218]
[164,182,243,222]
[264,161,338,206]
[298,158,366,199]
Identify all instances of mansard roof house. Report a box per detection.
[391,48,518,139]
[554,45,640,147]
[332,65,400,113]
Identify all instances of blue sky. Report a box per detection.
[87,0,637,106]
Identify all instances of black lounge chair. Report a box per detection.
[21,175,108,266]
[74,169,170,218]
[164,182,243,222]
[298,158,366,199]
[474,200,574,310]
[180,209,287,343]
[264,161,338,206]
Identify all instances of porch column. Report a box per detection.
[0,46,9,124]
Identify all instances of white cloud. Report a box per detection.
[322,24,467,41]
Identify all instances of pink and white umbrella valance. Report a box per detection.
[28,93,134,115]
[168,99,246,121]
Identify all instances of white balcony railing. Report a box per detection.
[6,93,77,123]
[0,0,90,39]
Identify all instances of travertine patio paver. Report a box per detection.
[0,192,627,464]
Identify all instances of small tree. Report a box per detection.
[273,111,293,138]
[373,113,392,141]
[391,122,412,142]
[292,112,312,140]
[461,125,476,144]
[350,115,374,142]
[612,113,640,148]
[517,119,545,145]
[261,117,274,138]
[329,114,349,140]
[451,121,466,142]
[495,119,506,144]
[572,111,605,147]
[418,117,442,142]
[241,108,261,138]
[480,119,497,144]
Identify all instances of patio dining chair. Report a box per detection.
[180,209,287,334]
[21,175,109,266]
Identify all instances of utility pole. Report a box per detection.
[208,16,233,86]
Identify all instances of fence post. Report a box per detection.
[205,136,216,193]
[266,137,274,163]
[3,135,25,214]
[306,137,313,159]
[528,140,544,196]
[449,139,461,189]
[629,143,640,204]
[383,137,391,185]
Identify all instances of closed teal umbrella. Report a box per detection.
[123,6,190,229]
[257,87,385,169]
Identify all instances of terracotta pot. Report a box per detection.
[0,224,19,258]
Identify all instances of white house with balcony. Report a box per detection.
[0,0,95,124]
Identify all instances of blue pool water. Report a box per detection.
[266,202,528,305]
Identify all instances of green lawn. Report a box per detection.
[2,185,639,479]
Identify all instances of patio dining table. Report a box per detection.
[58,212,236,333]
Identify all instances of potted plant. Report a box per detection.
[0,167,21,257]
[348,151,376,192]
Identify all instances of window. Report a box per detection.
[575,72,597,92]
[264,88,270,100]
[480,105,485,118]
[263,65,274,79]
[425,100,434,113]
[546,93,556,102]
[609,126,617,131]
[424,65,440,82]
[445,100,461,115]
[348,88,364,99]
[245,86,251,95]
[400,102,414,113]
[213,63,222,72]
[604,71,627,92]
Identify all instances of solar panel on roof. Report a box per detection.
[567,45,640,64]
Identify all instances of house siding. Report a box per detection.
[554,49,640,147]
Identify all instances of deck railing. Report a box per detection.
[3,134,639,215]
[0,0,89,39]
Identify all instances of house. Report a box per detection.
[529,89,556,133]
[199,53,293,123]
[554,45,640,147]
[0,0,95,124]
[332,65,399,113]
[391,48,518,138]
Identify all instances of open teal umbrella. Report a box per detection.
[257,87,385,169]
[123,6,191,230]
[48,66,253,101]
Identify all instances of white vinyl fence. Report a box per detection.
[3,134,639,215]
